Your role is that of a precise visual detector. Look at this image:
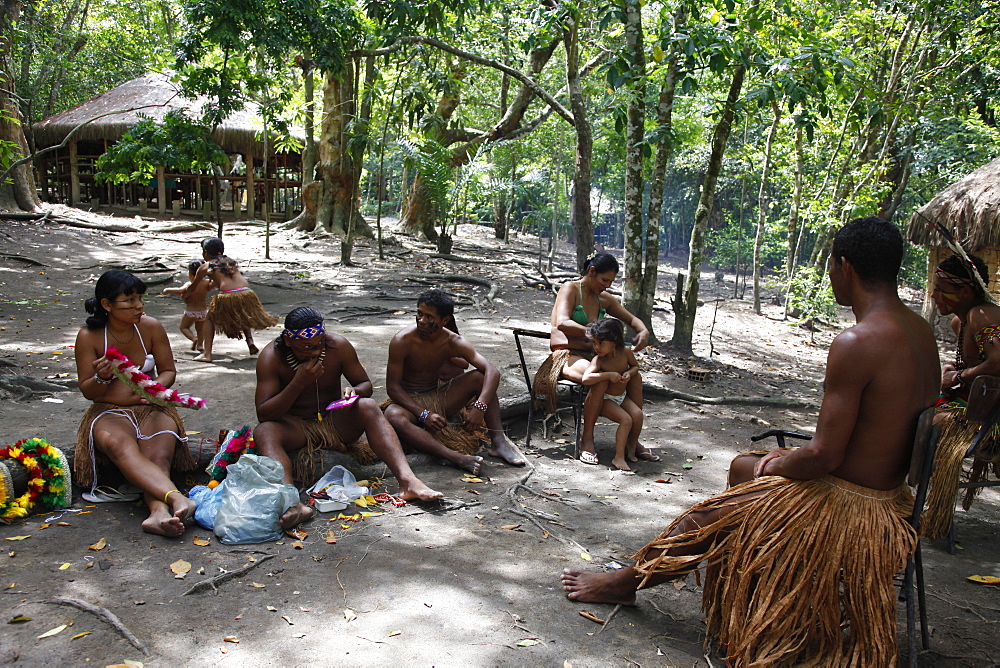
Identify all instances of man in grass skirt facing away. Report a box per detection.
[561,217,940,666]
[193,237,278,362]
[254,307,443,528]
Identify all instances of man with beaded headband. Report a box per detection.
[921,252,1000,539]
[254,307,442,528]
[384,289,526,474]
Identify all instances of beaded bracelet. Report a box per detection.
[471,399,488,412]
[418,409,431,423]
[93,374,113,385]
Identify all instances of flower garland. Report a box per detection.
[105,347,206,410]
[0,438,71,520]
[207,426,257,486]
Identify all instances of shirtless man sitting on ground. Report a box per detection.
[384,289,526,474]
[561,217,940,666]
[254,307,442,528]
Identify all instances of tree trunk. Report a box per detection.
[786,124,803,278]
[621,0,648,336]
[752,100,781,315]
[342,55,377,264]
[301,50,317,187]
[0,0,39,212]
[492,73,510,241]
[565,8,593,273]
[670,63,746,354]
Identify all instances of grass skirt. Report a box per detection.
[381,380,485,455]
[633,474,916,667]
[74,403,195,488]
[289,415,377,485]
[531,349,569,416]
[207,289,278,339]
[923,403,1000,540]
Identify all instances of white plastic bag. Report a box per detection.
[306,464,369,503]
[213,454,300,544]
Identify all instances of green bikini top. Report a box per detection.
[572,281,606,325]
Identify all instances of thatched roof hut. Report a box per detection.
[31,71,281,155]
[30,72,302,218]
[907,155,1000,249]
[907,155,1000,319]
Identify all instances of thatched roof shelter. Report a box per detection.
[31,72,288,155]
[907,156,1000,249]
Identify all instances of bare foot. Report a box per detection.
[192,353,213,363]
[627,453,639,463]
[611,457,632,471]
[454,455,484,475]
[190,342,198,351]
[167,494,197,525]
[248,344,259,355]
[280,502,316,530]
[561,568,638,605]
[142,507,186,537]
[487,434,526,466]
[635,445,660,461]
[398,478,444,502]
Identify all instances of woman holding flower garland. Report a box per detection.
[74,270,197,537]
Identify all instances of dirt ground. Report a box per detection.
[1,211,998,667]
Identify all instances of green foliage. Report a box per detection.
[706,218,785,271]
[786,266,839,325]
[94,111,227,184]
[398,137,453,227]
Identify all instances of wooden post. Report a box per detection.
[246,151,255,218]
[172,200,181,218]
[157,166,167,214]
[69,141,80,205]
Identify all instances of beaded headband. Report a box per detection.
[284,323,325,339]
[934,267,980,291]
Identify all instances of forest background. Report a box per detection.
[3,0,1000,347]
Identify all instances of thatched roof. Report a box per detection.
[30,72,296,156]
[908,155,1000,249]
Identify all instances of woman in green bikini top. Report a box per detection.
[549,252,650,376]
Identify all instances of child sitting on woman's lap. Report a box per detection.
[582,318,644,471]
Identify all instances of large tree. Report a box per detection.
[0,0,39,212]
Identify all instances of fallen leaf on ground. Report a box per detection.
[88,537,107,551]
[192,537,211,547]
[3,583,14,589]
[5,536,30,541]
[284,528,308,540]
[388,630,401,637]
[967,574,1000,584]
[71,632,91,639]
[59,563,72,570]
[266,605,277,612]
[39,523,51,529]
[324,530,337,544]
[580,552,592,561]
[654,479,672,483]
[673,580,687,590]
[247,556,256,562]
[541,530,550,539]
[292,541,305,549]
[467,489,480,495]
[8,616,31,624]
[223,636,239,643]
[554,438,568,444]
[501,524,522,531]
[250,582,266,589]
[344,609,357,623]
[461,477,484,483]
[37,624,67,638]
[169,559,191,575]
[56,522,71,526]
[133,601,145,605]
[280,615,294,625]
[579,610,604,624]
[292,633,306,639]
[516,639,540,647]
[354,497,369,508]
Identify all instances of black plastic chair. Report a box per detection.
[751,406,939,667]
[512,328,587,454]
[947,375,1000,553]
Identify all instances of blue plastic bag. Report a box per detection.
[188,483,226,530]
[213,454,301,545]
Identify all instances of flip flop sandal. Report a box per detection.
[636,450,661,462]
[579,451,600,465]
[81,485,142,503]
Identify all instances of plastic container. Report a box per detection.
[314,498,348,512]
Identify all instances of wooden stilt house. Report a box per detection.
[30,72,302,220]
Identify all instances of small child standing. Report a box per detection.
[582,318,644,471]
[162,260,214,351]
[192,237,278,363]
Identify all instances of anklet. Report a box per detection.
[163,489,181,504]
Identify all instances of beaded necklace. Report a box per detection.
[284,346,326,422]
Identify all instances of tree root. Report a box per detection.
[182,552,277,596]
[36,597,149,655]
[643,379,814,408]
